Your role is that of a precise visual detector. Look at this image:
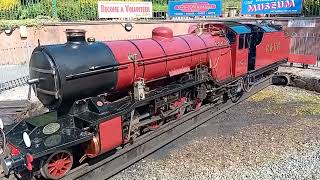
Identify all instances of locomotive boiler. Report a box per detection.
[0,21,290,179]
[29,27,230,111]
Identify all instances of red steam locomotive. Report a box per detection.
[0,21,289,179]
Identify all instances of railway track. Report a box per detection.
[0,101,29,116]
[57,76,273,180]
[1,76,272,180]
[0,100,30,125]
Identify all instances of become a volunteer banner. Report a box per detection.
[241,0,303,15]
[98,1,152,18]
[168,0,222,17]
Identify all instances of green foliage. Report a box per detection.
[20,1,53,19]
[223,0,241,11]
[56,0,98,21]
[0,7,21,20]
[0,0,21,20]
[79,0,98,20]
[0,0,20,11]
[0,0,317,22]
[57,0,82,21]
[153,3,168,12]
[303,0,320,16]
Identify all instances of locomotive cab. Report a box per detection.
[220,22,252,77]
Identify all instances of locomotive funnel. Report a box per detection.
[65,29,86,43]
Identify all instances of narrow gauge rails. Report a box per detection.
[63,75,273,180]
[0,21,289,179]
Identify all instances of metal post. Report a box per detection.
[53,0,57,17]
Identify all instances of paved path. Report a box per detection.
[0,65,28,83]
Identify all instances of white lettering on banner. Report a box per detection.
[247,0,295,12]
[98,1,153,18]
[288,19,316,28]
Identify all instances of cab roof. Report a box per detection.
[254,24,280,32]
[222,22,252,34]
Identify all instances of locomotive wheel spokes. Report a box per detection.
[41,150,73,179]
[176,106,186,118]
[243,76,253,92]
[172,97,188,118]
[193,99,202,110]
[148,121,160,130]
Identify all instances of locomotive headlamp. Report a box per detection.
[124,23,133,32]
[23,132,31,148]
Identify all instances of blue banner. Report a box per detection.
[241,0,303,15]
[168,0,222,17]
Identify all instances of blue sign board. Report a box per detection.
[168,0,222,17]
[241,0,303,15]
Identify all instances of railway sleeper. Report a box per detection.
[2,64,280,180]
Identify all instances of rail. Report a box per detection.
[58,75,273,180]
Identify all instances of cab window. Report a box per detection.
[239,34,245,49]
[239,34,250,49]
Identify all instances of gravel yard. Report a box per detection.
[0,85,37,102]
[111,85,320,180]
[0,65,28,83]
[0,83,319,180]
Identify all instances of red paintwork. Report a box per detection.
[179,34,207,68]
[152,26,173,39]
[107,27,232,91]
[130,39,166,81]
[152,36,192,78]
[104,41,139,90]
[255,32,290,69]
[199,33,232,81]
[231,34,249,77]
[288,54,317,65]
[47,152,72,177]
[169,67,191,77]
[8,143,20,156]
[26,154,33,171]
[99,116,123,154]
[99,25,291,158]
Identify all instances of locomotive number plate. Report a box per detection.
[43,123,60,135]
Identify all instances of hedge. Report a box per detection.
[0,0,168,21]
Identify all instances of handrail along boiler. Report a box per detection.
[0,21,289,179]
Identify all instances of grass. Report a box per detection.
[249,89,283,103]
[250,86,320,116]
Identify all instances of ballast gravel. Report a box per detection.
[1,83,320,180]
[111,85,320,180]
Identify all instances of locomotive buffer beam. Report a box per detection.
[61,75,273,180]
